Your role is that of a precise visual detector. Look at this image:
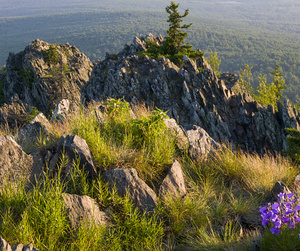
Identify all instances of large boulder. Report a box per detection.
[102,168,157,212]
[159,160,187,199]
[0,136,44,188]
[50,134,97,177]
[187,125,220,160]
[63,193,110,229]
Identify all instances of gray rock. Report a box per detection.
[164,118,189,151]
[187,125,220,160]
[63,193,110,229]
[159,160,187,198]
[272,181,291,199]
[0,236,12,251]
[102,168,157,212]
[0,136,42,188]
[54,134,97,177]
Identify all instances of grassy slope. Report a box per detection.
[0,99,299,250]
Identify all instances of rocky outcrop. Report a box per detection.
[82,34,300,154]
[159,160,187,199]
[63,193,110,229]
[102,168,157,212]
[0,136,44,188]
[4,39,93,118]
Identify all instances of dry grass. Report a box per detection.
[206,146,298,195]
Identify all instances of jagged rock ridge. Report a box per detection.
[0,35,299,153]
[82,34,300,153]
[2,39,93,118]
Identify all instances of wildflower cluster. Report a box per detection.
[260,193,300,236]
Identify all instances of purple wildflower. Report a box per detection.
[270,227,280,235]
[288,220,295,228]
[259,206,268,214]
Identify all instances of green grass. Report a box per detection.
[0,98,299,250]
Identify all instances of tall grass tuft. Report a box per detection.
[70,99,177,190]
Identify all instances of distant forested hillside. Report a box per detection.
[0,11,299,101]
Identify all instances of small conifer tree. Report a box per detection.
[207,51,221,77]
[164,2,192,55]
[142,1,203,66]
[238,64,253,95]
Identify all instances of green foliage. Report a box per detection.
[25,106,40,123]
[255,64,287,109]
[2,100,300,250]
[285,128,300,163]
[237,64,254,95]
[206,51,221,77]
[43,45,60,66]
[260,224,300,251]
[271,64,287,101]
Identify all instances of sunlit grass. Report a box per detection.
[0,99,299,250]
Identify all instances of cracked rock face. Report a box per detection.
[82,34,300,153]
[4,39,93,116]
